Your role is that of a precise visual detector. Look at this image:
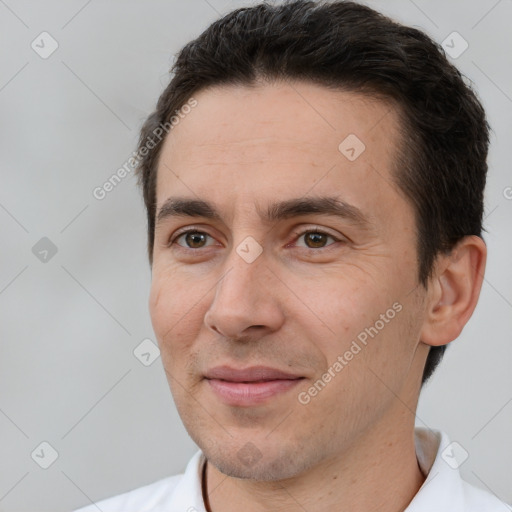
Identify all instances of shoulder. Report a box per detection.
[461,479,511,511]
[412,427,510,511]
[72,473,184,512]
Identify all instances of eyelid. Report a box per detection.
[289,226,344,249]
[167,225,217,247]
[168,224,346,250]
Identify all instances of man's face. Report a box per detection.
[149,81,429,480]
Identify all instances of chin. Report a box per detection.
[202,441,316,481]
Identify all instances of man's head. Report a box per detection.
[135,0,488,481]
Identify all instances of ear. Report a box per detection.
[420,235,487,347]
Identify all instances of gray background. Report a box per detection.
[0,0,511,510]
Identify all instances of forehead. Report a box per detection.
[155,81,406,226]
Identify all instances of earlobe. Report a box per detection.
[420,235,487,347]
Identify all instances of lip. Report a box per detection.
[204,365,303,382]
[204,365,305,406]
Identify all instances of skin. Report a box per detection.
[149,80,486,512]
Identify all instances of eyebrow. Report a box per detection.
[155,196,372,229]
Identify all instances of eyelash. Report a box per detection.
[168,227,343,252]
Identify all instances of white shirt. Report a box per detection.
[73,427,510,511]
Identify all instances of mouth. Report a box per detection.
[204,365,305,406]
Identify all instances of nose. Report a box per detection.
[204,246,284,342]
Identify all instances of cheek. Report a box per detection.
[294,274,388,351]
[148,278,168,340]
[149,275,200,360]
[301,273,411,386]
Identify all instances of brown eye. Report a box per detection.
[304,232,330,248]
[184,232,208,248]
[171,230,214,249]
[295,229,339,249]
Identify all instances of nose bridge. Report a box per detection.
[204,236,280,338]
[215,237,267,308]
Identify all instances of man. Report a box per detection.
[75,0,509,510]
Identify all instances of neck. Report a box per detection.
[205,414,425,512]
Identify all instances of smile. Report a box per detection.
[206,378,304,406]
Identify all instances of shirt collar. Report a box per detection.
[167,427,465,511]
[407,426,466,511]
[166,449,207,511]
